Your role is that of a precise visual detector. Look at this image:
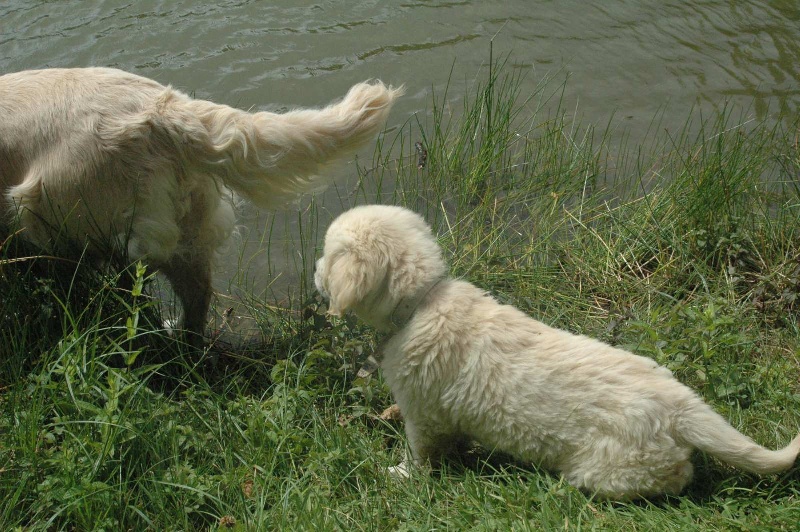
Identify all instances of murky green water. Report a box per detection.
[4,1,798,126]
[2,0,799,302]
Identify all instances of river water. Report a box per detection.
[2,0,799,315]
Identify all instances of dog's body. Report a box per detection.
[314,205,800,500]
[0,68,400,341]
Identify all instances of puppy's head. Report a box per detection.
[315,205,446,330]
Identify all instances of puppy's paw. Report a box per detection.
[387,460,411,479]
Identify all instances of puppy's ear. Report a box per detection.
[325,246,386,317]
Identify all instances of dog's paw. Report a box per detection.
[387,460,411,479]
[162,317,179,337]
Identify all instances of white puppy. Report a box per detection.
[0,68,401,343]
[314,204,800,500]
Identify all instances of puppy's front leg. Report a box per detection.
[389,416,454,478]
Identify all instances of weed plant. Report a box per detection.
[1,57,800,530]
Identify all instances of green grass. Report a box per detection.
[2,58,800,530]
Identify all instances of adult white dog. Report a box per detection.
[314,204,800,500]
[0,68,401,343]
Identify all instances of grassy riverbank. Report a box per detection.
[2,63,800,530]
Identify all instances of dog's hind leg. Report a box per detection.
[577,458,694,500]
[160,250,213,349]
[561,435,694,500]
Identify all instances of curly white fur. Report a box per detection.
[0,68,402,342]
[314,204,800,500]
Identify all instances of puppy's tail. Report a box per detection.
[675,402,800,475]
[185,81,403,208]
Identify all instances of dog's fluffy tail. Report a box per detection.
[185,81,403,208]
[676,402,800,475]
